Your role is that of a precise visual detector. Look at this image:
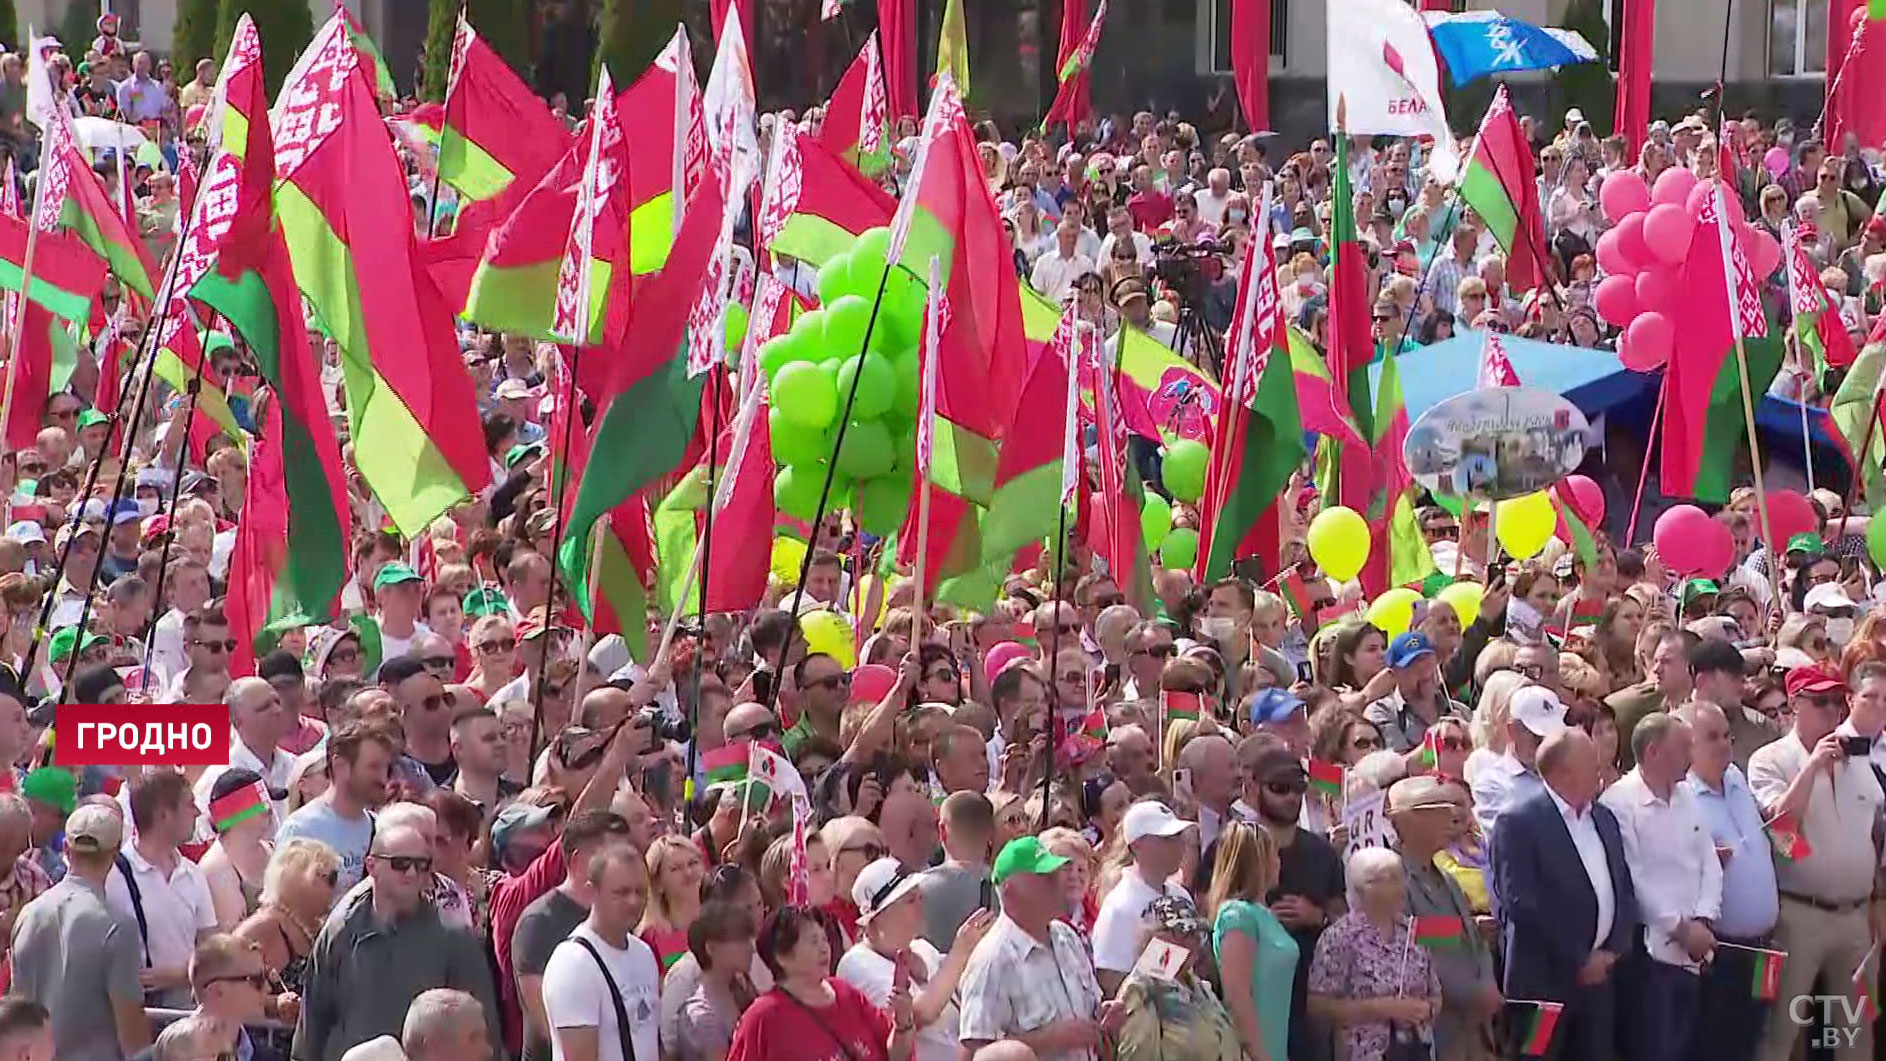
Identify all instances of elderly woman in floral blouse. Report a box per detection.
[1308,847,1443,1061]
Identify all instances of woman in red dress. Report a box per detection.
[727,906,917,1061]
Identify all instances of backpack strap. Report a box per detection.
[571,936,639,1061]
[113,852,151,967]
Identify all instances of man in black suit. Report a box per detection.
[1490,718,1638,1061]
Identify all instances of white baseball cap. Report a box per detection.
[1122,801,1196,845]
[1805,583,1860,613]
[852,857,924,923]
[1509,686,1568,738]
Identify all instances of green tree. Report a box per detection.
[1553,0,1614,138]
[466,0,534,82]
[422,0,455,102]
[214,0,314,100]
[172,0,219,80]
[595,0,682,89]
[0,0,17,53]
[56,0,98,58]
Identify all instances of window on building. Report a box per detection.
[1770,0,1829,77]
[1204,0,1286,73]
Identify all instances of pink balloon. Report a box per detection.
[1633,268,1677,316]
[1622,311,1674,370]
[1600,169,1652,222]
[1764,146,1790,177]
[1594,274,1639,326]
[848,663,898,705]
[1653,166,1699,207]
[1595,228,1638,278]
[1642,203,1695,265]
[1744,225,1782,277]
[1694,520,1735,577]
[1615,213,1652,272]
[1655,505,1713,574]
[981,641,1031,684]
[1763,489,1819,544]
[1561,474,1606,526]
[1683,178,1747,226]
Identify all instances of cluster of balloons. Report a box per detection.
[1147,439,1213,569]
[759,227,929,537]
[1592,167,1781,372]
[1651,487,1822,577]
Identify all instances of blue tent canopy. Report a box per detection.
[1368,332,1654,425]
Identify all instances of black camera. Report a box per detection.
[635,704,693,744]
[1152,237,1228,294]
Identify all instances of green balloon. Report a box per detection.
[773,361,838,430]
[894,357,921,415]
[722,303,749,358]
[1161,527,1199,571]
[835,418,896,479]
[1162,439,1212,503]
[1140,493,1173,551]
[816,254,856,306]
[768,409,833,467]
[835,352,896,421]
[775,464,827,522]
[758,334,806,380]
[1869,515,1886,570]
[854,475,911,536]
[822,295,878,359]
[788,308,827,359]
[853,227,893,270]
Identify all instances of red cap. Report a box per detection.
[1786,663,1849,698]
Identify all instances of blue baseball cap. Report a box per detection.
[1246,687,1305,726]
[1386,631,1436,669]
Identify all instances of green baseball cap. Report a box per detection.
[21,767,75,815]
[1785,532,1825,557]
[47,626,106,662]
[503,442,545,470]
[992,835,1070,885]
[75,409,110,430]
[372,562,424,591]
[1679,578,1720,607]
[462,586,509,618]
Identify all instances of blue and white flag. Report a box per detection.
[1422,10,1599,87]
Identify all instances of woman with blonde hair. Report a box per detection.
[1464,670,1529,783]
[282,748,328,813]
[1208,821,1296,1061]
[641,834,707,975]
[1595,596,1646,690]
[236,837,342,1028]
[463,614,519,700]
[1038,827,1099,941]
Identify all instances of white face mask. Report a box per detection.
[136,496,157,518]
[1827,616,1856,647]
[1198,616,1238,644]
[1227,208,1247,224]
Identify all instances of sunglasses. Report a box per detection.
[1371,314,1394,323]
[1423,525,1459,541]
[806,674,850,692]
[843,841,888,860]
[1264,780,1307,796]
[1513,663,1546,680]
[420,692,456,711]
[1349,735,1384,751]
[1133,644,1177,659]
[208,971,270,990]
[477,637,516,653]
[420,656,455,672]
[1438,736,1469,752]
[192,638,237,652]
[728,720,780,742]
[372,854,433,874]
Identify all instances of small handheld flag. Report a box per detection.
[1416,728,1440,771]
[1750,948,1786,1001]
[1411,913,1464,948]
[703,742,748,785]
[1161,690,1204,726]
[1766,810,1812,862]
[1514,1000,1565,1057]
[1307,758,1345,798]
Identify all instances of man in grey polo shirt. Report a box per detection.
[10,802,151,1060]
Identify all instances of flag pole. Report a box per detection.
[685,363,727,833]
[0,122,54,454]
[1200,181,1272,579]
[1835,345,1886,542]
[1039,493,1068,832]
[910,256,941,634]
[1791,333,1817,494]
[1733,332,1786,607]
[527,339,586,768]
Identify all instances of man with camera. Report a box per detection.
[1746,664,1884,1061]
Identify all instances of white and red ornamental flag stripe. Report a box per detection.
[916,256,943,477]
[1093,329,1128,488]
[740,272,789,392]
[1478,331,1520,388]
[886,74,964,265]
[1225,182,1279,412]
[549,68,618,345]
[687,152,757,377]
[1783,221,1821,319]
[860,31,888,157]
[1056,306,1083,507]
[1703,179,1768,341]
[659,28,708,240]
[33,103,74,233]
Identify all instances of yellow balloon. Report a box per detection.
[1366,587,1422,637]
[771,537,808,584]
[1494,491,1556,560]
[1435,581,1484,629]
[1307,506,1372,582]
[851,574,891,630]
[799,609,857,669]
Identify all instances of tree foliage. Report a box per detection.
[0,0,16,54]
[56,0,98,59]
[1553,0,1615,138]
[172,0,219,81]
[214,0,314,100]
[466,0,534,82]
[422,0,455,102]
[595,0,682,89]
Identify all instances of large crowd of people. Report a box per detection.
[0,11,1881,1061]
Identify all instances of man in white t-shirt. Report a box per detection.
[371,563,433,668]
[1090,800,1194,994]
[837,857,988,1061]
[542,843,661,1061]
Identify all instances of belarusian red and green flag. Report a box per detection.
[438,10,571,204]
[761,126,899,270]
[1516,1001,1564,1057]
[192,13,351,647]
[209,779,270,831]
[936,0,970,98]
[1457,85,1544,292]
[1784,219,1857,382]
[616,27,708,277]
[558,169,728,658]
[36,104,155,300]
[1043,0,1108,131]
[818,32,892,177]
[1196,198,1305,582]
[272,14,490,537]
[980,302,1077,570]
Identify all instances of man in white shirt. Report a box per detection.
[1095,206,1154,268]
[1599,713,1721,1061]
[1747,663,1882,1061]
[541,843,661,1061]
[1030,218,1097,303]
[371,563,433,668]
[106,771,217,1010]
[148,558,212,685]
[1192,168,1234,228]
[193,677,295,832]
[1091,801,1192,993]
